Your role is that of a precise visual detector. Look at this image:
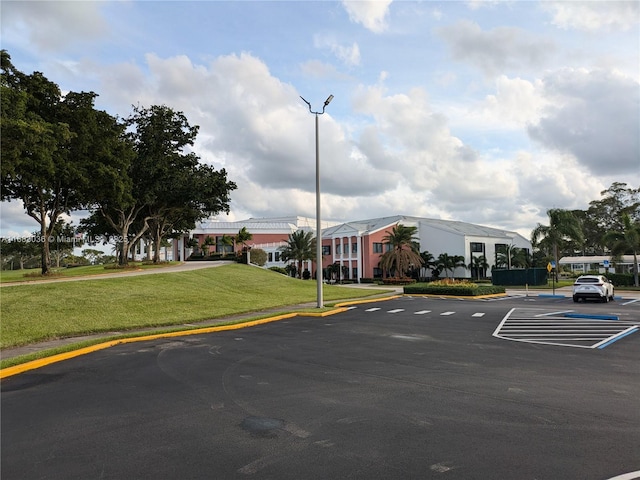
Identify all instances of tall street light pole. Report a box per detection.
[300,94,333,308]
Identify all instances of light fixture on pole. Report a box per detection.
[300,94,333,308]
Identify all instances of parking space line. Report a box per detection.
[440,311,455,316]
[387,309,405,313]
[595,327,639,349]
[414,310,431,315]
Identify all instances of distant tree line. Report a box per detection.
[1,50,236,274]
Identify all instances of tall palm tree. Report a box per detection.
[603,213,640,287]
[531,209,583,277]
[437,253,465,278]
[279,230,316,279]
[235,226,253,252]
[379,224,424,279]
[220,234,234,257]
[420,251,436,279]
[468,255,489,280]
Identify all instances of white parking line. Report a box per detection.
[365,308,381,312]
[414,310,431,315]
[440,311,455,316]
[472,313,485,317]
[387,309,405,313]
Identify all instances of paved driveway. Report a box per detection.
[2,296,639,479]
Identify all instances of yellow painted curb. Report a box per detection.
[1,296,401,379]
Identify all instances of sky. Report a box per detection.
[1,0,639,240]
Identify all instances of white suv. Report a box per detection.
[572,275,615,303]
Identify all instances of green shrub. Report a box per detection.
[608,273,634,287]
[382,278,416,285]
[268,266,288,275]
[404,282,505,296]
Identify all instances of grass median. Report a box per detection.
[0,263,391,352]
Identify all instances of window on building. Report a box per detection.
[373,243,383,253]
[352,242,357,253]
[268,252,273,262]
[352,267,358,279]
[274,252,280,262]
[470,242,485,253]
[322,245,331,256]
[373,267,383,278]
[336,244,341,255]
[385,243,392,252]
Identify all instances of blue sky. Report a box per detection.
[2,0,639,239]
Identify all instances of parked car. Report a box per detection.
[572,275,615,303]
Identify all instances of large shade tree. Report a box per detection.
[1,51,126,274]
[279,230,316,278]
[84,104,236,265]
[379,224,424,279]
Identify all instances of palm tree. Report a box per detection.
[437,253,465,278]
[220,234,234,257]
[420,251,436,279]
[531,209,583,277]
[235,227,253,253]
[202,235,216,256]
[279,230,316,279]
[379,224,424,279]
[603,213,640,286]
[468,255,489,280]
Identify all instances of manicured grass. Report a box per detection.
[0,263,389,349]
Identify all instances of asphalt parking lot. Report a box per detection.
[2,294,639,480]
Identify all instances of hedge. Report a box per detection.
[404,283,505,296]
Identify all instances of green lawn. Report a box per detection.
[0,263,390,349]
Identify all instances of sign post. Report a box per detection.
[547,261,556,295]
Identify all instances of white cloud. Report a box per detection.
[528,68,640,176]
[543,1,640,32]
[1,1,109,53]
[314,34,361,67]
[437,20,556,76]
[341,0,392,33]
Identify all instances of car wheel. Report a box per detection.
[573,296,579,303]
[602,295,608,303]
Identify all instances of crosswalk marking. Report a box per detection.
[494,307,639,349]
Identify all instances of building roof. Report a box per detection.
[322,215,526,241]
[559,255,636,264]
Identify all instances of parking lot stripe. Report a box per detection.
[472,313,485,317]
[440,311,455,316]
[414,310,431,315]
[387,309,405,313]
[595,327,639,349]
[365,308,381,312]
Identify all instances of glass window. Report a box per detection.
[268,252,273,262]
[322,245,331,256]
[352,242,357,253]
[274,252,280,262]
[336,245,341,255]
[470,242,484,253]
[373,243,383,253]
